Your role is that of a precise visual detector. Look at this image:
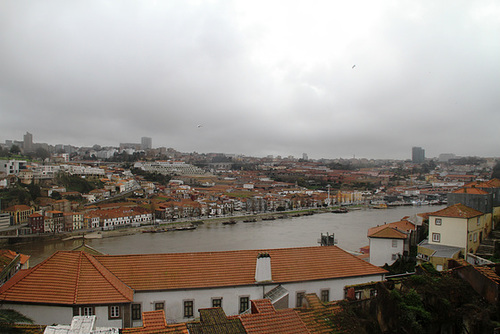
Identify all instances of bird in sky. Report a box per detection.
[197,124,203,128]
[352,65,356,69]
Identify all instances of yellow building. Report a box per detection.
[428,203,489,253]
[418,204,490,270]
[4,205,34,225]
[336,190,363,205]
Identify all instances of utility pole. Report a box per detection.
[327,184,331,207]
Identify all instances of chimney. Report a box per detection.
[255,253,272,282]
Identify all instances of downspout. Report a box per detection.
[466,218,469,263]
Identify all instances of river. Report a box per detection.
[9,205,444,266]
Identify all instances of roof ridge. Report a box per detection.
[82,252,134,302]
[73,252,83,304]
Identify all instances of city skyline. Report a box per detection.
[2,131,496,161]
[1,1,499,160]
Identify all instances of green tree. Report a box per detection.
[9,145,21,155]
[56,172,98,193]
[26,183,41,201]
[50,191,62,200]
[34,148,50,161]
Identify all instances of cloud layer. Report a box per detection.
[1,0,499,159]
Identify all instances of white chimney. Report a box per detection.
[255,253,272,282]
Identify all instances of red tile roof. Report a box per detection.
[0,251,133,305]
[0,247,386,305]
[368,226,407,239]
[95,246,387,291]
[123,310,188,334]
[430,203,484,218]
[188,308,246,333]
[238,299,311,334]
[296,294,343,334]
[474,266,500,285]
[452,187,489,195]
[4,205,32,212]
[367,219,415,237]
[0,249,30,266]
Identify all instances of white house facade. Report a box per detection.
[368,233,406,266]
[0,246,386,328]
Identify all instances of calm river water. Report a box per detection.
[10,205,444,266]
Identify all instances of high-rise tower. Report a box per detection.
[412,147,425,163]
[141,137,152,150]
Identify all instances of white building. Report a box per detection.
[134,161,204,175]
[0,160,27,175]
[0,246,386,328]
[367,219,416,266]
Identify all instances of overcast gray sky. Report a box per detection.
[1,0,499,160]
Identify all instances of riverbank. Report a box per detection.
[1,206,362,245]
[8,205,445,266]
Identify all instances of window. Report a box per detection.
[212,298,222,308]
[109,305,121,319]
[354,291,362,300]
[473,233,478,242]
[184,300,194,318]
[320,289,329,302]
[74,306,95,316]
[296,291,305,307]
[131,303,142,321]
[370,289,377,298]
[392,239,398,248]
[432,233,441,243]
[435,218,442,226]
[391,254,398,261]
[239,296,249,313]
[154,302,165,311]
[82,307,95,316]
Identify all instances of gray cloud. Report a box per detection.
[1,0,499,159]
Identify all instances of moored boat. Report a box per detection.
[222,220,237,225]
[332,207,349,213]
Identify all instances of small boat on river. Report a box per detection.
[222,220,237,225]
[175,225,197,231]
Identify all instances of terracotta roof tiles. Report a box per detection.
[367,219,415,238]
[452,187,489,195]
[188,308,246,334]
[296,294,343,334]
[238,299,310,334]
[474,266,500,285]
[430,203,484,218]
[368,226,407,239]
[95,246,387,291]
[123,310,188,334]
[0,251,133,305]
[0,247,386,306]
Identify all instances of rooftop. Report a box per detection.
[430,203,484,219]
[123,310,188,334]
[0,247,387,305]
[237,299,311,334]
